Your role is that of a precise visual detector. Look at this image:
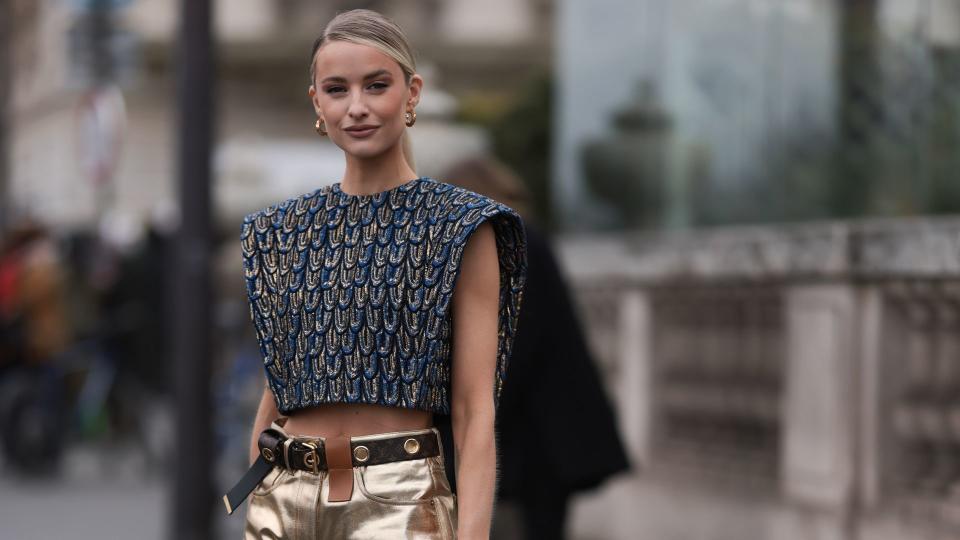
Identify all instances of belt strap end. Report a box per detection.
[223,455,275,516]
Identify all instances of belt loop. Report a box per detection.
[325,435,354,502]
[282,437,294,469]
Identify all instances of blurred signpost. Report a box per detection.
[74,86,126,216]
[65,0,137,217]
[172,1,215,539]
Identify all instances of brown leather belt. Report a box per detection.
[223,426,441,514]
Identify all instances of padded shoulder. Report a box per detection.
[429,182,529,409]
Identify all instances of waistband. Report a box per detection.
[223,417,442,515]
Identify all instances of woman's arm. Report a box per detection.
[450,220,502,540]
[250,383,281,465]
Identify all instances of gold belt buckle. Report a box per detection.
[302,440,320,475]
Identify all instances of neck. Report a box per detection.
[341,142,417,195]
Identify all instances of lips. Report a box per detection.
[344,125,379,138]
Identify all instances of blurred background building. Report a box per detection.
[7,0,553,231]
[2,0,960,539]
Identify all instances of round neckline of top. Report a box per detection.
[330,176,428,199]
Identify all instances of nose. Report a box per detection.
[347,91,369,120]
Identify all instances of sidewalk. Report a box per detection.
[0,440,167,540]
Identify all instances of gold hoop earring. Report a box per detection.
[315,118,327,136]
[404,110,417,127]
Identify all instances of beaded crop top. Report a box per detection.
[240,176,528,415]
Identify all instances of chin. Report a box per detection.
[344,144,389,159]
[339,138,392,158]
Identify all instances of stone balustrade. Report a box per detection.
[558,216,960,540]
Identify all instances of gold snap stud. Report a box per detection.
[353,445,370,463]
[261,447,276,462]
[404,438,420,455]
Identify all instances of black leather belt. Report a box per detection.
[222,427,441,515]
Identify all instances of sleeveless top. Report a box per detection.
[240,176,528,415]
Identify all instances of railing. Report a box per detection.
[557,217,960,537]
[880,279,960,526]
[650,284,783,483]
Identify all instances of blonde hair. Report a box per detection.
[309,9,418,170]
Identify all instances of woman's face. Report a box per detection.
[308,40,421,159]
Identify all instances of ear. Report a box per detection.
[406,74,424,110]
[308,85,322,117]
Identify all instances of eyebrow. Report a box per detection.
[320,69,392,84]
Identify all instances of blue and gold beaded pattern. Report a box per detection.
[240,177,527,415]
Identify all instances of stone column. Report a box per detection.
[781,285,858,523]
[617,288,653,466]
[856,286,884,510]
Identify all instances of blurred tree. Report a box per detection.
[728,131,835,226]
[832,0,881,218]
[731,0,960,224]
[926,48,960,214]
[461,70,554,228]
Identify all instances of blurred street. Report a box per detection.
[0,441,166,540]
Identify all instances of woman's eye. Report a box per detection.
[325,83,385,94]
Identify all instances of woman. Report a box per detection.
[222,9,528,540]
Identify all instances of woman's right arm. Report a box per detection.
[250,384,281,465]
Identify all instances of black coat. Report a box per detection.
[438,221,631,497]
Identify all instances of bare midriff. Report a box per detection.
[281,402,435,439]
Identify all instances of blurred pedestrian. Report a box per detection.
[0,222,71,367]
[0,226,33,371]
[441,156,631,540]
[0,221,71,474]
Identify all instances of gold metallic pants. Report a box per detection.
[243,419,458,539]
